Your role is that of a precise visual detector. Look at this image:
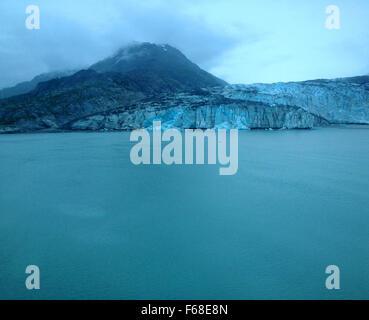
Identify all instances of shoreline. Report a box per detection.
[1,123,369,135]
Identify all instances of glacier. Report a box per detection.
[68,76,369,132]
[69,90,329,132]
[222,77,369,125]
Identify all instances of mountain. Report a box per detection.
[0,43,368,133]
[0,42,227,132]
[0,70,76,99]
[90,42,227,92]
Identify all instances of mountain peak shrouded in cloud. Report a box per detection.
[91,42,193,73]
[90,42,227,89]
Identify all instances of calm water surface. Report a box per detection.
[0,127,368,299]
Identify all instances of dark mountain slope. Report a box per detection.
[90,42,227,91]
[0,70,76,99]
[0,70,146,130]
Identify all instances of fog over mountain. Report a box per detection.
[89,43,227,90]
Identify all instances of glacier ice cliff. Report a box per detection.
[68,91,328,131]
[222,76,369,125]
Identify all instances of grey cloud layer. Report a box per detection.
[0,0,240,88]
[0,0,368,88]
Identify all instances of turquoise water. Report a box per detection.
[0,127,368,300]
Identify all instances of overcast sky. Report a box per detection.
[0,0,368,88]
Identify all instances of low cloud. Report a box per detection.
[0,0,241,88]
